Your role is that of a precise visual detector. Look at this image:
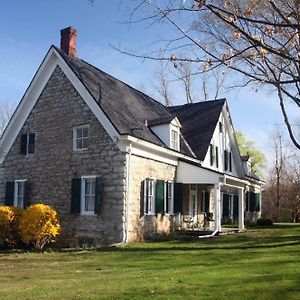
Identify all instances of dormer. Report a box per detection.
[242,155,252,176]
[148,116,182,151]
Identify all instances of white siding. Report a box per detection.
[177,161,221,184]
[151,123,170,146]
[201,107,244,177]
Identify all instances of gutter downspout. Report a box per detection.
[123,143,132,244]
[198,228,219,239]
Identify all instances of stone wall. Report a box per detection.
[127,155,176,241]
[0,66,127,246]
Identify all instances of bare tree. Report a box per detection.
[266,127,297,221]
[118,0,300,149]
[152,63,173,106]
[152,59,228,104]
[0,100,14,137]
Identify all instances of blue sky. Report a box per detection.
[0,0,297,167]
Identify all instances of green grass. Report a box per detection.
[0,224,299,300]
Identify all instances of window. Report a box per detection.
[143,178,174,215]
[200,190,210,213]
[166,182,174,214]
[73,125,89,150]
[146,178,155,214]
[215,146,219,168]
[20,133,35,155]
[171,129,179,151]
[229,152,232,172]
[71,176,101,214]
[14,180,26,208]
[81,176,96,215]
[219,121,223,133]
[5,180,27,208]
[224,150,232,172]
[210,144,215,166]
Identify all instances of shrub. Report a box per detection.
[19,204,60,250]
[257,217,273,226]
[0,206,23,248]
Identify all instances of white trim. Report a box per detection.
[118,135,201,166]
[0,47,120,164]
[73,124,90,151]
[80,175,97,216]
[14,179,27,208]
[189,184,198,226]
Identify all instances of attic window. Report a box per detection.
[171,130,179,151]
[20,133,35,155]
[73,125,89,151]
[219,122,223,133]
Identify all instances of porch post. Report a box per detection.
[238,188,245,230]
[214,183,221,232]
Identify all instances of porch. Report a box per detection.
[174,161,247,233]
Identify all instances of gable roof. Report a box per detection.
[55,47,174,147]
[168,100,226,161]
[0,45,225,164]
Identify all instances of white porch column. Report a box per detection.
[214,183,222,232]
[238,188,245,231]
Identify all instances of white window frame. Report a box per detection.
[145,178,155,215]
[170,127,180,151]
[80,175,97,215]
[165,181,174,215]
[14,179,27,208]
[73,125,89,151]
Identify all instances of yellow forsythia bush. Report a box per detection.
[0,206,23,248]
[19,204,60,250]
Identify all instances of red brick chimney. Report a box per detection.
[60,27,77,58]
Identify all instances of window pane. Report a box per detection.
[76,139,82,150]
[82,138,88,149]
[82,127,89,137]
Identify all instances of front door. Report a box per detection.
[189,184,198,226]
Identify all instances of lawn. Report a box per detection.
[0,224,299,300]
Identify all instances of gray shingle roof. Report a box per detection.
[55,46,224,160]
[168,100,225,161]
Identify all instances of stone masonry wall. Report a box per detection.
[0,66,127,246]
[127,155,176,242]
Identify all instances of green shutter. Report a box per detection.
[94,177,101,214]
[233,195,239,218]
[20,134,27,155]
[229,152,232,172]
[224,150,228,171]
[71,178,81,213]
[5,182,15,206]
[155,180,165,213]
[23,181,29,208]
[255,193,260,212]
[215,146,219,168]
[210,144,214,166]
[174,183,183,213]
[205,191,210,214]
[140,180,146,217]
[249,192,256,212]
[222,194,230,218]
[28,133,35,154]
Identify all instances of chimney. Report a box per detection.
[60,26,77,58]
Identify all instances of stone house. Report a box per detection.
[0,27,264,246]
